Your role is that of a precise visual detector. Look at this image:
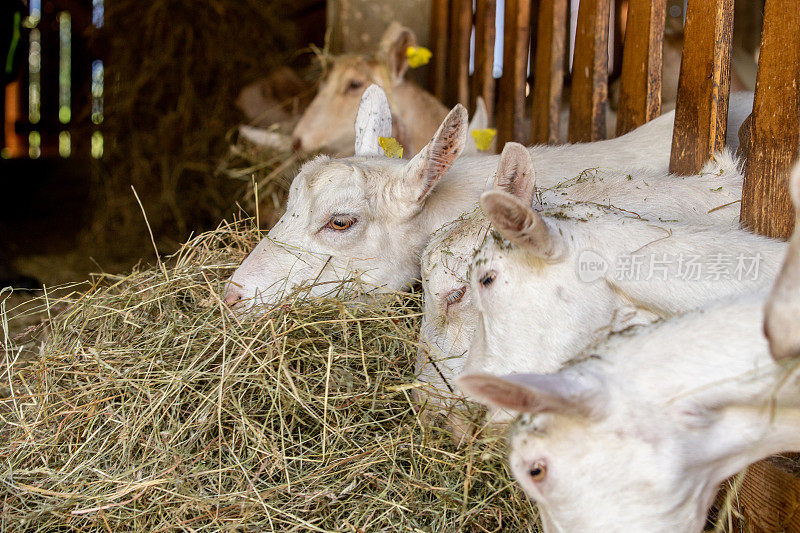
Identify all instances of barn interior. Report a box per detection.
[1,0,325,286]
[0,0,765,291]
[2,0,800,531]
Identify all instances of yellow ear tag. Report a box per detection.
[471,128,497,152]
[379,136,404,158]
[406,46,432,68]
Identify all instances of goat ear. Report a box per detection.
[463,97,492,156]
[402,104,468,203]
[456,371,606,419]
[764,158,800,360]
[378,22,416,83]
[471,97,489,131]
[494,142,536,205]
[480,190,562,259]
[354,85,393,157]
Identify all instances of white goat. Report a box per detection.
[417,141,783,418]
[224,86,754,310]
[291,23,448,156]
[456,293,800,532]
[466,167,785,380]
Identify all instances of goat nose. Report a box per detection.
[291,137,302,152]
[223,288,244,308]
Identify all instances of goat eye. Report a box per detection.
[328,215,357,231]
[528,460,547,481]
[345,80,363,93]
[444,286,467,309]
[480,271,496,287]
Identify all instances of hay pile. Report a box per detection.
[1,221,538,531]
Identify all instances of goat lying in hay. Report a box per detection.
[0,220,539,532]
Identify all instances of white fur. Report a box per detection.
[354,85,393,157]
[457,293,800,533]
[764,159,800,360]
[467,189,785,379]
[226,93,755,310]
[417,146,779,411]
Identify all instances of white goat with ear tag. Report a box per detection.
[226,95,755,311]
[354,84,393,157]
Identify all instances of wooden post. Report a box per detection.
[530,0,568,144]
[668,0,733,176]
[737,3,800,529]
[430,0,450,103]
[615,0,666,136]
[737,456,800,532]
[568,0,611,143]
[740,0,800,239]
[496,0,532,147]
[473,0,497,119]
[448,0,473,107]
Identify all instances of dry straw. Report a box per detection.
[1,220,538,532]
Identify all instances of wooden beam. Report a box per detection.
[430,0,450,103]
[496,0,532,146]
[448,0,473,107]
[568,0,611,143]
[740,0,800,239]
[668,0,733,176]
[737,456,800,532]
[473,0,497,119]
[530,0,568,144]
[615,0,666,136]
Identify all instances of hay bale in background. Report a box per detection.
[0,221,539,532]
[87,0,319,259]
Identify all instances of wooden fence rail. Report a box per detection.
[668,0,733,176]
[530,0,568,144]
[615,0,665,136]
[740,0,800,239]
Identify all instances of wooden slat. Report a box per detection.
[615,0,666,136]
[564,0,572,75]
[473,0,497,119]
[530,0,568,144]
[527,0,541,86]
[611,0,627,80]
[496,0,532,146]
[740,0,800,239]
[430,0,450,103]
[737,457,800,532]
[448,0,473,107]
[568,0,611,143]
[668,0,733,176]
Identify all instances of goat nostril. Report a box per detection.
[292,138,302,152]
[223,290,244,308]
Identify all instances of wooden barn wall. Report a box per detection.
[326,0,433,86]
